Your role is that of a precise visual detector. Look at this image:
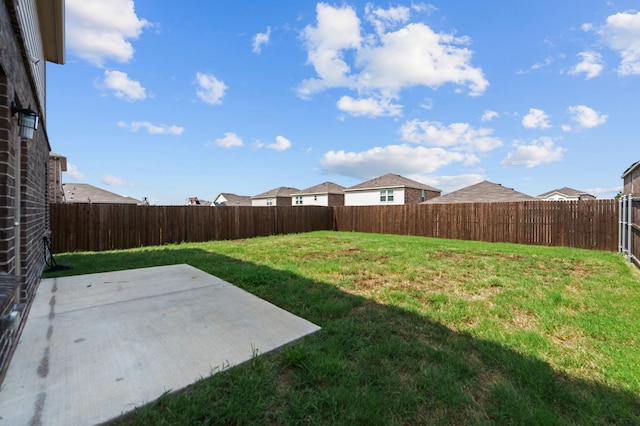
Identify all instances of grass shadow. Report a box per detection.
[45,246,640,425]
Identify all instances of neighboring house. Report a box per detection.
[536,187,595,201]
[252,187,299,207]
[291,182,345,206]
[49,152,67,203]
[62,184,140,205]
[185,196,211,206]
[424,180,534,203]
[213,193,252,206]
[622,160,640,197]
[0,0,65,378]
[344,173,441,206]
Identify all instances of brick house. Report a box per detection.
[291,182,345,206]
[344,173,441,206]
[0,0,65,377]
[252,187,299,207]
[622,160,640,197]
[48,152,66,203]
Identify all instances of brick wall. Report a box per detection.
[0,70,16,278]
[404,188,440,204]
[624,171,639,197]
[48,155,65,203]
[276,196,292,206]
[0,4,19,374]
[21,134,49,301]
[0,0,51,379]
[327,193,344,206]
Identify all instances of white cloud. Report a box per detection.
[569,51,604,79]
[267,135,292,151]
[501,137,565,168]
[413,173,484,194]
[118,121,184,135]
[298,3,362,97]
[297,3,488,114]
[63,163,85,180]
[582,23,594,32]
[212,132,244,148]
[66,0,150,66]
[567,105,607,128]
[586,186,623,196]
[531,56,553,70]
[481,110,499,122]
[598,11,640,75]
[516,56,556,75]
[337,95,402,117]
[400,120,502,152]
[196,72,228,105]
[253,26,271,54]
[522,108,551,129]
[420,98,434,110]
[102,70,146,101]
[411,3,438,15]
[101,174,133,187]
[365,4,411,35]
[357,23,488,96]
[319,144,472,179]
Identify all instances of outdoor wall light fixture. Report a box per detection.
[11,101,39,140]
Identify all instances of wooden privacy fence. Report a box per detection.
[49,204,333,253]
[333,200,617,251]
[49,199,618,253]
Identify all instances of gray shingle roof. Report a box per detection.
[424,181,534,204]
[214,193,252,206]
[292,182,345,195]
[345,174,441,192]
[622,160,640,178]
[536,187,594,199]
[252,187,300,199]
[62,183,140,204]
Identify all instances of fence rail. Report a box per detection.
[50,199,618,254]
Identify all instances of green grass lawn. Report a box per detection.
[44,231,640,425]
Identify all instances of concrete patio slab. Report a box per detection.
[0,264,320,425]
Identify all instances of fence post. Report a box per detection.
[620,194,629,259]
[619,195,623,254]
[628,195,633,263]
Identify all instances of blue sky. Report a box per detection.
[48,0,639,205]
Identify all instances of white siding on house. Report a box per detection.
[252,198,273,207]
[344,188,405,206]
[293,194,329,206]
[539,192,585,201]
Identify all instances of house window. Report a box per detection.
[314,195,317,201]
[266,198,273,206]
[421,189,426,202]
[295,196,303,205]
[380,189,394,202]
